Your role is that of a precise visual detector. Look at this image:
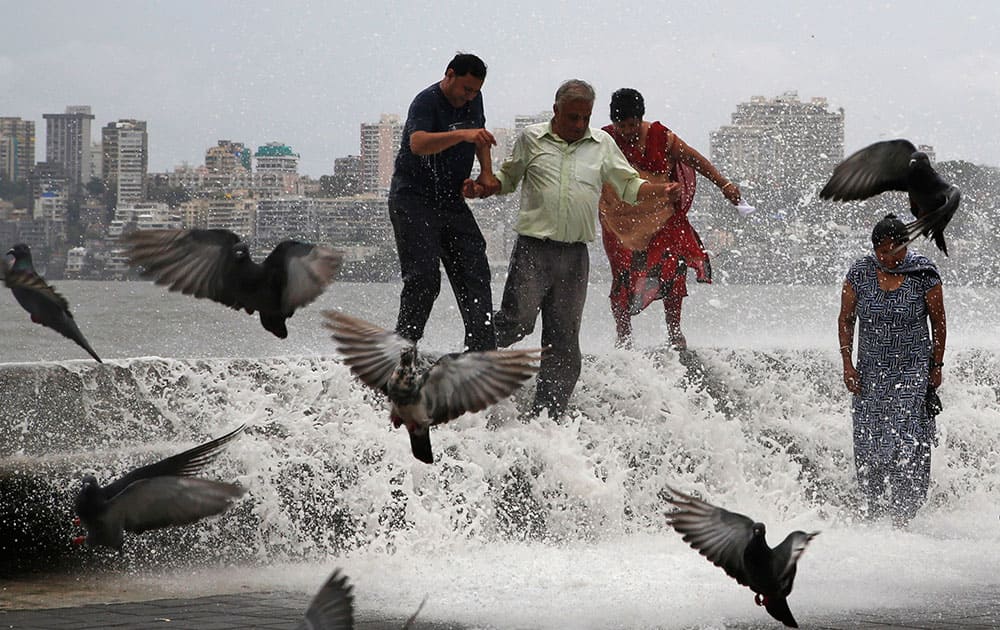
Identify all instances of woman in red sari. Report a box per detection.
[599,88,741,349]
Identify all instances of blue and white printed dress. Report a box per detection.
[847,253,939,483]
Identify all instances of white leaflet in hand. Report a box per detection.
[736,201,756,215]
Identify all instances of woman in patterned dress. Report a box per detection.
[838,214,947,526]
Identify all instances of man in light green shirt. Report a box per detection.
[474,79,679,418]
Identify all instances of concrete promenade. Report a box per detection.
[2,588,999,629]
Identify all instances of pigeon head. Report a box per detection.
[751,522,767,539]
[231,242,251,261]
[7,243,32,265]
[74,475,103,520]
[387,346,421,400]
[909,152,932,170]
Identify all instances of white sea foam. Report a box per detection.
[2,281,998,627]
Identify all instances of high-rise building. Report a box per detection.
[28,161,68,224]
[0,117,36,184]
[329,155,362,196]
[360,114,401,194]
[254,142,300,199]
[206,197,256,236]
[709,91,844,209]
[43,106,95,195]
[205,140,252,192]
[255,195,390,253]
[88,141,103,182]
[102,119,149,204]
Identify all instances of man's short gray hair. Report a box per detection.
[554,79,596,107]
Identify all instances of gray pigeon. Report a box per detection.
[73,425,247,550]
[819,139,960,255]
[3,244,102,362]
[664,485,818,628]
[122,228,342,338]
[322,310,542,464]
[299,569,355,630]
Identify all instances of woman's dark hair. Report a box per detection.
[447,53,487,80]
[871,213,909,246]
[610,88,645,122]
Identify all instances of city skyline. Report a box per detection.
[2,2,998,177]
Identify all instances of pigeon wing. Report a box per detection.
[264,242,342,313]
[123,228,244,307]
[905,184,960,255]
[103,425,246,499]
[820,139,917,201]
[2,269,72,312]
[772,530,818,595]
[664,485,756,586]
[322,310,411,393]
[298,569,355,630]
[105,476,246,534]
[420,349,543,423]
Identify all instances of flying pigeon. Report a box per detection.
[664,485,818,628]
[299,569,355,630]
[73,425,247,550]
[819,139,961,255]
[2,243,102,362]
[322,310,543,464]
[122,228,343,338]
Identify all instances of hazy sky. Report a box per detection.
[3,1,998,177]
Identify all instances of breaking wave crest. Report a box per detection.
[3,347,998,571]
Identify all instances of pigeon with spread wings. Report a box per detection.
[73,425,247,550]
[3,244,102,362]
[322,310,542,464]
[664,485,818,628]
[123,228,342,338]
[819,139,960,255]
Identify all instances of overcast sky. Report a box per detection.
[3,1,998,177]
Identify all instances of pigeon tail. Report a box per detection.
[260,311,289,338]
[757,593,799,628]
[408,428,434,464]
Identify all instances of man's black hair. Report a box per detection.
[871,213,909,246]
[447,53,487,80]
[610,88,645,122]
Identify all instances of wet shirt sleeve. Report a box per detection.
[599,133,644,205]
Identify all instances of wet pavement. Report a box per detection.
[1,588,999,630]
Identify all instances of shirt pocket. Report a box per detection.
[573,159,602,192]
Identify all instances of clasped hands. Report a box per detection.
[463,173,500,199]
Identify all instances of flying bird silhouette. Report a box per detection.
[73,425,247,550]
[322,310,542,464]
[819,139,960,255]
[299,569,355,630]
[664,485,818,628]
[2,243,102,362]
[122,228,343,338]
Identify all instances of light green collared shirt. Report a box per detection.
[495,122,645,243]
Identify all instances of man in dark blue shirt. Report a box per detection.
[388,53,498,352]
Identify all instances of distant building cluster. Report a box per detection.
[0,102,536,280]
[9,93,986,286]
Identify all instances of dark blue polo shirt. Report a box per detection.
[390,82,485,204]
